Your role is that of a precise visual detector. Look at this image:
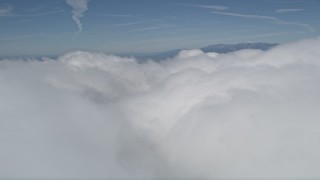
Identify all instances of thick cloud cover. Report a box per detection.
[1,37,320,179]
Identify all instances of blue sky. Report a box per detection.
[0,0,319,56]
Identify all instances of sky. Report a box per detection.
[0,0,319,56]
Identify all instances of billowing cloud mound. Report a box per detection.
[1,38,320,179]
[66,0,89,35]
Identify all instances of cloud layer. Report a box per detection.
[1,37,320,179]
[66,0,89,35]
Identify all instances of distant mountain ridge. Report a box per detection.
[0,43,279,60]
[135,42,279,60]
[201,42,278,53]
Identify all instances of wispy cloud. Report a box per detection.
[108,21,152,28]
[66,0,90,36]
[275,8,304,13]
[105,20,165,30]
[276,0,318,3]
[211,11,278,21]
[243,31,305,40]
[0,3,64,18]
[0,4,13,16]
[100,14,144,18]
[274,21,314,32]
[12,9,64,17]
[131,24,176,33]
[211,11,314,32]
[0,34,47,41]
[183,3,228,10]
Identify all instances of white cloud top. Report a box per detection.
[1,37,320,178]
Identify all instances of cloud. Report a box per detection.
[13,9,64,17]
[66,0,90,35]
[211,11,314,32]
[0,3,63,18]
[183,3,228,10]
[274,20,315,32]
[1,37,320,178]
[276,8,304,13]
[185,4,229,10]
[0,4,13,16]
[211,11,278,20]
[101,14,144,18]
[108,20,157,28]
[0,33,47,41]
[277,0,317,3]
